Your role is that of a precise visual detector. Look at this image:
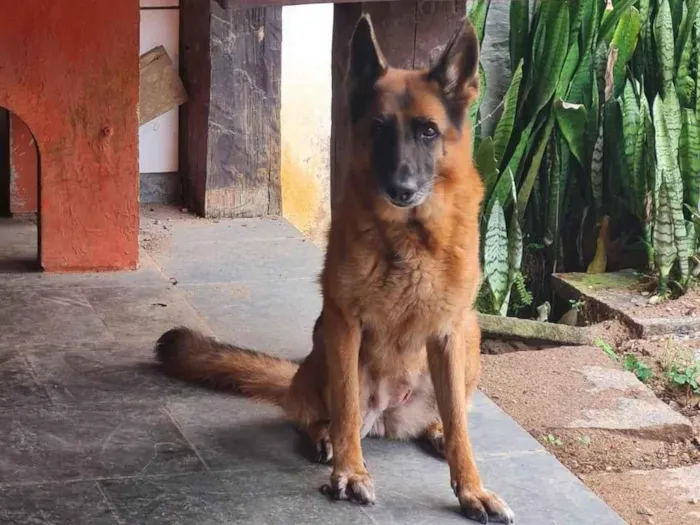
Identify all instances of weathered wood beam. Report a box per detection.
[180,0,282,218]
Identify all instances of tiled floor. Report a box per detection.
[0,209,628,524]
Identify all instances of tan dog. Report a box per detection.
[155,13,514,524]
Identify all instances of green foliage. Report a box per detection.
[472,0,700,316]
[595,338,618,361]
[623,354,655,382]
[543,433,564,446]
[666,361,700,394]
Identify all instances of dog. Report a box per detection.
[154,13,514,524]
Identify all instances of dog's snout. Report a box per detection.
[386,178,419,205]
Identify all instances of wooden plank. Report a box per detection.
[179,0,282,218]
[205,6,282,217]
[221,0,399,8]
[139,45,188,125]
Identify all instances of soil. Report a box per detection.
[480,328,700,525]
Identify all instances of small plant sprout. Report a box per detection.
[569,298,585,311]
[578,435,592,447]
[543,434,563,447]
[595,338,618,361]
[623,354,654,383]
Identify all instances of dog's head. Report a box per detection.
[347,13,480,209]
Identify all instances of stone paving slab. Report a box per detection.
[0,212,629,524]
[481,346,693,441]
[552,270,700,337]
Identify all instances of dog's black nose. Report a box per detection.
[386,180,419,206]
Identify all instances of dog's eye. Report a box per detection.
[372,116,389,132]
[416,120,440,140]
[421,124,439,140]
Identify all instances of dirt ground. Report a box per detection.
[480,332,700,525]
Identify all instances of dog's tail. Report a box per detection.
[154,327,297,406]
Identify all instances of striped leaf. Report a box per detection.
[654,0,677,97]
[501,180,523,317]
[696,9,700,114]
[493,60,524,167]
[468,0,491,45]
[509,0,529,74]
[680,109,700,218]
[484,199,509,310]
[590,114,605,211]
[676,0,698,78]
[654,173,678,293]
[654,93,690,284]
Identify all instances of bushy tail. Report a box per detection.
[154,327,297,406]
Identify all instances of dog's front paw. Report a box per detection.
[321,469,376,505]
[452,482,514,524]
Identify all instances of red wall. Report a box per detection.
[0,0,140,271]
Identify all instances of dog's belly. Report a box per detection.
[359,370,437,440]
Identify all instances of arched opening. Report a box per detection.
[0,108,40,272]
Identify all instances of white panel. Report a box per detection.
[140,1,179,7]
[139,8,180,174]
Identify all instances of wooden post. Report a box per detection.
[180,0,282,218]
[330,0,465,209]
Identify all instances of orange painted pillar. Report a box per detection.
[9,114,38,215]
[0,1,139,272]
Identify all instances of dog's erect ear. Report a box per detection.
[348,13,388,122]
[428,17,480,126]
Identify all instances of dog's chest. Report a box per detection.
[358,249,459,325]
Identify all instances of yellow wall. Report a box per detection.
[280,4,333,249]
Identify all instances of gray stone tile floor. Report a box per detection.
[0,210,628,524]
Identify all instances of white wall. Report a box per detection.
[139,0,180,175]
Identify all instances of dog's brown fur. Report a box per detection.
[155,13,513,524]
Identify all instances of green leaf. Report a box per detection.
[556,42,581,100]
[484,200,509,310]
[468,0,491,45]
[475,136,499,198]
[517,115,556,224]
[598,0,637,45]
[580,0,602,55]
[529,0,570,117]
[655,0,677,97]
[680,109,700,214]
[509,0,529,74]
[554,100,587,167]
[590,113,605,212]
[505,119,537,186]
[611,6,642,96]
[469,61,488,148]
[604,98,628,210]
[493,60,524,167]
[545,130,571,251]
[676,0,698,78]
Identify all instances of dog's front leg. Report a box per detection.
[427,312,514,523]
[321,303,375,505]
